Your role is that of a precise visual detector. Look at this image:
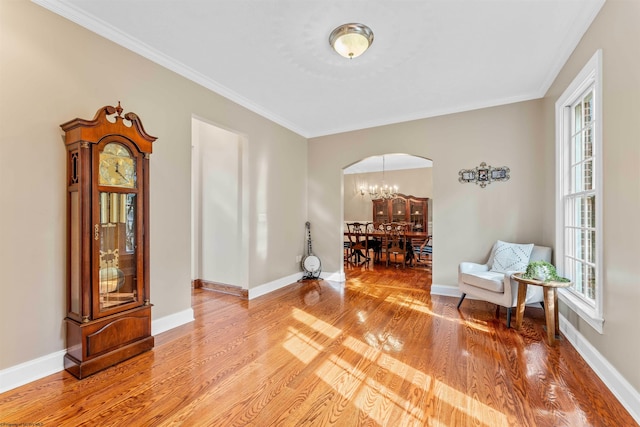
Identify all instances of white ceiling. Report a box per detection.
[35,0,604,138]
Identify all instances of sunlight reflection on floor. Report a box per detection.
[285,306,510,426]
[385,293,492,333]
[283,327,324,364]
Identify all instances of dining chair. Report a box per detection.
[366,222,382,263]
[382,222,408,268]
[345,222,370,266]
[412,235,432,267]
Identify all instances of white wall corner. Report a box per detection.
[152,308,195,336]
[0,350,66,394]
[559,315,640,424]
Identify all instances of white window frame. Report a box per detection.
[555,50,604,333]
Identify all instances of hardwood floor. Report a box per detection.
[1,264,635,426]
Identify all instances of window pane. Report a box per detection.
[573,260,583,294]
[572,163,583,192]
[574,229,583,258]
[584,264,596,300]
[583,127,593,158]
[583,159,593,191]
[571,196,596,228]
[570,260,596,301]
[580,230,596,264]
[583,91,593,125]
[573,132,583,163]
[574,103,582,132]
[565,227,576,258]
[581,196,595,228]
[568,198,577,227]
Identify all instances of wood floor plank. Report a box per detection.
[0,263,636,426]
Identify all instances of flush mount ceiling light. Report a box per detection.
[329,23,374,59]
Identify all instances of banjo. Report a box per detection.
[301,221,321,279]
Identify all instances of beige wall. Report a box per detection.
[343,167,433,222]
[541,0,640,392]
[308,99,547,284]
[0,1,306,369]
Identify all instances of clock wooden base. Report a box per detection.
[64,305,154,379]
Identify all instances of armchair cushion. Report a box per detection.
[460,271,506,293]
[459,261,489,274]
[489,240,534,273]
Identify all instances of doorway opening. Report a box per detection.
[191,117,248,293]
[342,153,433,275]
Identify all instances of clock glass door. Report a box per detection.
[96,141,141,315]
[98,192,138,311]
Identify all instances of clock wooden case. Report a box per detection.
[61,103,156,378]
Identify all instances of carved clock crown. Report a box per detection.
[60,102,157,154]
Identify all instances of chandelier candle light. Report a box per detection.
[361,155,398,200]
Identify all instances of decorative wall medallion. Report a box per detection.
[459,162,510,188]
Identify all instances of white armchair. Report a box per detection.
[457,241,552,327]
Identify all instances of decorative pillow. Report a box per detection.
[490,240,534,273]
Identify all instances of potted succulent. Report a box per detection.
[521,260,570,283]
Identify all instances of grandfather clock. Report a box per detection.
[61,103,156,378]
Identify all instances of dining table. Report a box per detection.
[344,230,429,239]
[344,228,429,265]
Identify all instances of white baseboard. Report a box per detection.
[559,315,640,424]
[248,273,301,300]
[151,308,195,336]
[247,270,346,300]
[320,270,345,283]
[0,309,195,394]
[0,349,66,394]
[430,283,462,298]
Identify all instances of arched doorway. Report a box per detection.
[342,153,433,274]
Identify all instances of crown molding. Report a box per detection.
[32,0,311,138]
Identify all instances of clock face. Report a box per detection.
[99,143,136,188]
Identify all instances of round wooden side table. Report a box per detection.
[511,272,572,345]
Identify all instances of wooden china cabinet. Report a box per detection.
[61,103,156,378]
[372,194,429,230]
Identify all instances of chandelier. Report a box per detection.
[360,155,398,200]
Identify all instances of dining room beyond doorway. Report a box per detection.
[343,154,433,274]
